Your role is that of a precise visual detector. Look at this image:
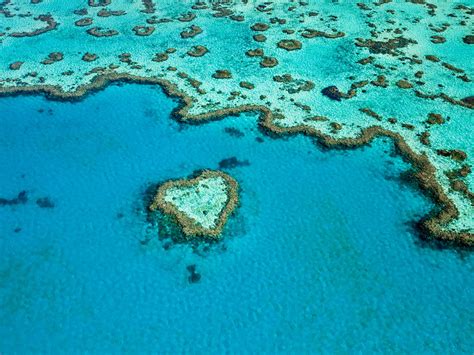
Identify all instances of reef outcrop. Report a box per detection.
[149,170,239,238]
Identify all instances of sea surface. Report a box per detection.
[0,84,473,353]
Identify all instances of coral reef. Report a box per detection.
[0,1,472,245]
[149,170,239,238]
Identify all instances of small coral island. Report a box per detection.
[149,170,239,238]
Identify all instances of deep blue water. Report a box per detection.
[0,84,473,353]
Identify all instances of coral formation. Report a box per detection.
[149,170,239,238]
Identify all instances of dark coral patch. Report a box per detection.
[36,197,55,208]
[462,35,474,44]
[152,53,168,62]
[355,37,416,55]
[245,48,264,57]
[186,264,201,283]
[239,81,255,90]
[41,52,63,65]
[253,34,267,42]
[86,27,118,37]
[302,29,345,39]
[218,157,250,169]
[177,12,196,22]
[9,61,23,70]
[75,17,93,27]
[321,86,344,101]
[187,45,208,57]
[0,191,28,206]
[180,25,202,39]
[277,39,302,51]
[260,56,278,68]
[250,22,269,31]
[82,52,98,62]
[212,70,232,79]
[132,25,155,36]
[396,80,413,89]
[9,14,58,37]
[223,127,244,138]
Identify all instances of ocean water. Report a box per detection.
[0,84,473,353]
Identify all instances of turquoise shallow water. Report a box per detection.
[0,84,473,353]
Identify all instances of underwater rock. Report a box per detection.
[146,17,171,25]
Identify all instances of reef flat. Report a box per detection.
[149,170,239,238]
[0,0,473,245]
